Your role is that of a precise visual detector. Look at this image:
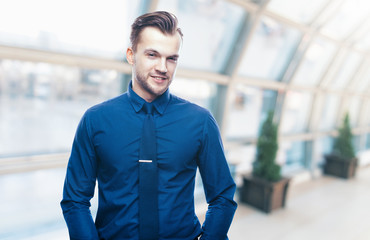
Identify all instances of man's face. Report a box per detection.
[127,27,182,102]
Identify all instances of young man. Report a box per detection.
[61,11,237,240]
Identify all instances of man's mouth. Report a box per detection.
[151,75,167,81]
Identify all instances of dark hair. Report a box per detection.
[130,11,183,51]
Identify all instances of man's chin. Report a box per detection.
[149,83,170,96]
[151,89,167,97]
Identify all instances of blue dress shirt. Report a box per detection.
[61,84,237,240]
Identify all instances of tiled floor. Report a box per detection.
[1,166,369,240]
[229,166,370,240]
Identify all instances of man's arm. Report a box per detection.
[197,113,237,240]
[61,112,99,240]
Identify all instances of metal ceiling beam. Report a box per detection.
[0,45,132,73]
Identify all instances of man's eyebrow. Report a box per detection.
[144,49,179,59]
[144,49,159,54]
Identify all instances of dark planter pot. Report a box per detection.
[324,154,358,179]
[240,176,290,213]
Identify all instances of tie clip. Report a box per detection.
[139,159,152,163]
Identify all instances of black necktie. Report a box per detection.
[139,102,159,240]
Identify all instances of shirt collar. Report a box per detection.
[127,81,170,115]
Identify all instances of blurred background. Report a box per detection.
[0,0,370,239]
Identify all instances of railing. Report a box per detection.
[0,153,69,175]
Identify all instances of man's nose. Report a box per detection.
[155,58,167,73]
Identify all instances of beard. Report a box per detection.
[135,69,172,99]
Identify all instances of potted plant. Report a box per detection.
[324,112,358,179]
[240,111,290,213]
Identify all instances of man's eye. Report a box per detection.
[169,57,178,62]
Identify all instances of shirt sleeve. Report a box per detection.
[60,112,99,240]
[197,113,237,240]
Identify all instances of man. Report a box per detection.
[61,11,237,240]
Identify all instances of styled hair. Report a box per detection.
[130,11,183,51]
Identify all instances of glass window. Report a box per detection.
[320,48,348,88]
[353,134,362,153]
[313,136,333,167]
[320,0,370,40]
[225,85,277,139]
[328,51,363,90]
[267,0,330,24]
[0,0,142,59]
[249,0,266,5]
[312,0,343,29]
[260,89,278,122]
[225,86,263,139]
[318,94,340,131]
[0,60,122,157]
[238,16,301,81]
[280,91,313,134]
[291,37,337,86]
[348,96,361,127]
[366,133,370,149]
[364,99,370,126]
[156,0,246,72]
[169,77,217,111]
[226,145,256,184]
[354,62,370,93]
[278,140,307,173]
[357,99,369,126]
[360,134,368,152]
[355,31,370,51]
[237,0,266,6]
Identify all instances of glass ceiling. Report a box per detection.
[267,0,331,24]
[238,16,301,81]
[267,0,370,53]
[0,0,369,74]
[319,0,370,40]
[291,36,337,87]
[0,0,142,59]
[156,0,246,72]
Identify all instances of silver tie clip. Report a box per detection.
[139,160,152,163]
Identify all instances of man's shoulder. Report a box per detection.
[170,94,210,116]
[86,93,129,115]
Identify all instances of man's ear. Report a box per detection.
[126,47,135,65]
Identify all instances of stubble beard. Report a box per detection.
[135,70,171,99]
